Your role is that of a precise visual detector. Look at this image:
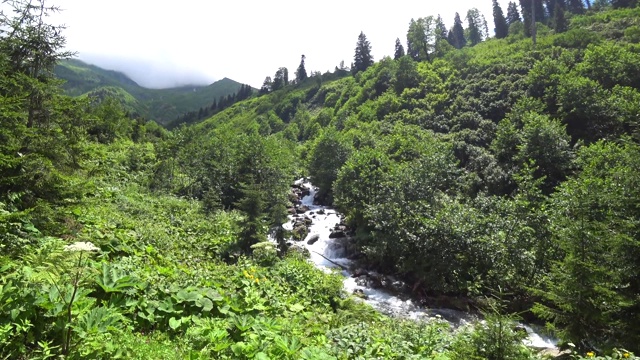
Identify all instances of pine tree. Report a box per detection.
[235,179,267,253]
[545,0,558,18]
[507,1,522,24]
[394,38,405,59]
[295,54,308,83]
[553,3,568,32]
[353,31,373,74]
[272,67,288,90]
[406,17,435,61]
[567,0,585,13]
[519,0,533,36]
[493,0,509,38]
[467,8,486,46]
[435,15,448,41]
[259,76,272,95]
[450,13,466,49]
[612,0,636,7]
[535,0,547,23]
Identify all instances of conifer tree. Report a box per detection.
[467,8,486,46]
[519,0,533,36]
[394,38,405,59]
[535,0,547,23]
[295,54,308,83]
[493,0,510,38]
[272,67,288,90]
[567,0,585,13]
[435,15,448,41]
[553,3,568,32]
[507,1,522,24]
[406,17,435,61]
[353,31,373,74]
[545,0,558,18]
[235,179,267,253]
[611,0,636,7]
[449,13,466,49]
[259,76,272,95]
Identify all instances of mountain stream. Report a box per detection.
[280,180,557,349]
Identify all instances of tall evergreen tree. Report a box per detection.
[259,78,269,95]
[567,0,585,13]
[394,38,405,59]
[612,0,637,7]
[535,0,547,23]
[519,0,533,36]
[406,19,421,60]
[493,0,510,38]
[353,31,373,74]
[406,16,435,61]
[545,0,557,18]
[434,15,452,57]
[435,15,448,41]
[272,67,288,90]
[507,1,522,24]
[553,3,568,32]
[449,12,466,49]
[235,179,267,253]
[466,8,486,46]
[295,54,308,83]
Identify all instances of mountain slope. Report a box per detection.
[55,59,248,124]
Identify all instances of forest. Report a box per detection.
[1,0,639,359]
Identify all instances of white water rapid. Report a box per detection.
[282,180,557,349]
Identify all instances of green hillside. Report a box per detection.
[55,59,248,124]
[2,0,640,359]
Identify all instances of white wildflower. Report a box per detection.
[63,241,100,252]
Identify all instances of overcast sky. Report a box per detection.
[50,0,513,89]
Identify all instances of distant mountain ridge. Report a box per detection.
[55,59,249,125]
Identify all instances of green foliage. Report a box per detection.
[534,141,640,351]
[3,1,640,357]
[308,129,353,203]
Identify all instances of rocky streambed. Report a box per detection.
[280,179,558,349]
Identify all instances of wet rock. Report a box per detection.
[353,289,368,299]
[537,348,568,358]
[329,230,346,239]
[288,192,300,205]
[389,280,409,294]
[291,224,309,242]
[309,211,314,215]
[287,207,296,215]
[304,216,313,225]
[317,209,326,215]
[355,275,367,286]
[352,268,368,277]
[296,205,310,214]
[307,234,320,245]
[288,244,310,257]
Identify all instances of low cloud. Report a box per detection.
[77,53,216,89]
